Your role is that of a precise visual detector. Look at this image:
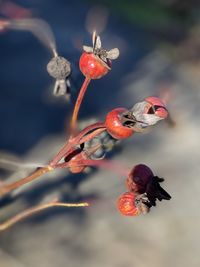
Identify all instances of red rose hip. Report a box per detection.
[79,31,119,79]
[117,192,140,216]
[105,108,134,139]
[79,52,110,79]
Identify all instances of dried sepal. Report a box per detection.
[83,31,119,64]
[106,48,120,60]
[135,193,151,214]
[145,176,171,202]
[83,45,93,53]
[122,97,169,133]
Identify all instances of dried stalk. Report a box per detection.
[0,200,89,232]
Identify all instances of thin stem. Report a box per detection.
[0,200,89,232]
[0,166,53,197]
[49,122,105,167]
[9,18,58,57]
[52,128,105,166]
[70,77,91,134]
[76,127,106,145]
[0,126,106,196]
[49,142,72,167]
[71,122,105,143]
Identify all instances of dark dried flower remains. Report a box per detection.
[47,56,71,79]
[47,56,71,96]
[126,164,171,214]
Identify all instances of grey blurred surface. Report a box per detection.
[0,1,200,267]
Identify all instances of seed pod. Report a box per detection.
[79,31,119,79]
[105,108,134,139]
[47,56,71,79]
[126,164,154,193]
[47,56,71,96]
[117,192,140,216]
[68,153,86,174]
[79,52,110,79]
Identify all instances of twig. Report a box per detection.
[77,127,106,144]
[49,122,105,167]
[0,200,89,232]
[0,166,53,197]
[0,126,106,197]
[70,77,91,134]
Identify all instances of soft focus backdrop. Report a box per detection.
[0,1,200,267]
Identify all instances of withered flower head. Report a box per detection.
[83,31,119,67]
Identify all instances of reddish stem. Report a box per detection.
[77,127,106,144]
[71,122,105,143]
[49,142,72,167]
[49,122,105,167]
[70,77,91,135]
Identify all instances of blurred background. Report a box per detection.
[0,0,200,266]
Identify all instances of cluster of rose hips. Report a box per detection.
[0,30,171,220]
[117,164,171,216]
[47,32,171,216]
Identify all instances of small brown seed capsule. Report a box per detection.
[47,56,71,80]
